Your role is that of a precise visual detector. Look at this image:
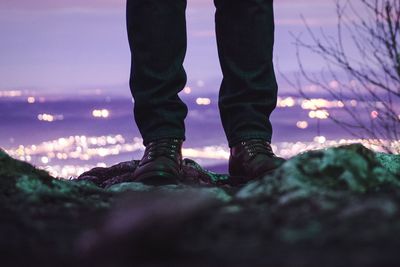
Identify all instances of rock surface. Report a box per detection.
[0,144,399,267]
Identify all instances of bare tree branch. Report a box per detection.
[283,0,400,153]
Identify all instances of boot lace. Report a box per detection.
[241,139,275,159]
[146,138,181,161]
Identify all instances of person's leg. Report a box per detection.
[126,0,188,146]
[213,0,278,148]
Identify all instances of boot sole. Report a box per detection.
[134,171,181,186]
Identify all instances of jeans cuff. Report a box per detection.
[142,131,186,147]
[228,132,272,148]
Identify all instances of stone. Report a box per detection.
[0,144,400,267]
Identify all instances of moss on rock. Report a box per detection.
[1,144,400,267]
[237,144,400,201]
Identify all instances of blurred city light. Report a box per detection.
[37,113,64,122]
[371,110,379,119]
[5,134,399,179]
[196,97,211,105]
[308,109,329,119]
[27,96,36,103]
[92,109,110,118]
[0,90,22,97]
[296,121,309,129]
[277,96,295,107]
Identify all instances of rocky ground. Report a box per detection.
[0,144,399,267]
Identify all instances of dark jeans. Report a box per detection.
[127,0,278,148]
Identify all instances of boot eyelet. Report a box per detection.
[148,155,152,159]
[241,141,246,145]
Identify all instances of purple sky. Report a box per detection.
[0,0,364,96]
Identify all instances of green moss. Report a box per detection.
[195,187,232,202]
[15,175,49,202]
[2,145,400,266]
[375,152,400,176]
[107,182,153,193]
[0,149,52,182]
[237,144,400,202]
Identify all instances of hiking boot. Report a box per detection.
[229,139,286,184]
[133,138,184,185]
